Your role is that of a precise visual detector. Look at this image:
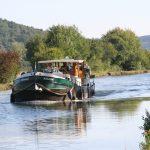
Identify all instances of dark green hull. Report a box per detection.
[11,74,73,103]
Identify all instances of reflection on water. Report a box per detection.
[23,103,90,138]
[1,74,150,149]
[0,98,147,150]
[95,99,141,118]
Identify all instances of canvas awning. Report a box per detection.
[38,59,84,64]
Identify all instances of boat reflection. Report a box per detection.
[12,98,143,141]
[22,102,91,137]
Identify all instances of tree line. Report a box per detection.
[26,25,150,72]
[1,25,150,83]
[0,18,44,49]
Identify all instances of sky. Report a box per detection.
[0,0,150,38]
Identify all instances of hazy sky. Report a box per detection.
[0,0,150,38]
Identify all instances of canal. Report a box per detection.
[1,73,150,150]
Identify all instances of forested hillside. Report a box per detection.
[0,18,150,73]
[139,35,150,50]
[0,18,44,49]
[0,18,150,51]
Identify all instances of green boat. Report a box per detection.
[11,59,95,103]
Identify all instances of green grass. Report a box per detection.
[93,70,150,77]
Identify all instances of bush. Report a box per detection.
[140,110,150,150]
[143,111,150,131]
[0,51,20,83]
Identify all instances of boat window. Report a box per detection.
[59,62,70,74]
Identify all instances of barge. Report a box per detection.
[11,59,95,103]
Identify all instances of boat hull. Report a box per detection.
[11,73,73,103]
[12,90,66,103]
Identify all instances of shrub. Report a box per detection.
[0,51,20,83]
[140,110,150,150]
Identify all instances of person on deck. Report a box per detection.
[47,63,53,73]
[59,62,69,74]
[79,66,84,79]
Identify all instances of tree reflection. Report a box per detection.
[94,99,141,118]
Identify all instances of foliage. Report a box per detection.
[25,25,150,72]
[46,25,89,59]
[11,42,27,60]
[0,18,45,71]
[101,28,144,70]
[142,110,150,130]
[26,35,47,66]
[11,42,28,69]
[86,39,104,71]
[34,47,64,62]
[140,49,150,69]
[0,51,20,83]
[140,110,150,150]
[0,18,44,50]
[26,35,65,67]
[0,18,150,72]
[140,35,150,50]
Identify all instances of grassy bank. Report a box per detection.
[0,83,12,91]
[93,70,150,77]
[0,70,150,91]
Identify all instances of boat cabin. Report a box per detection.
[11,59,95,103]
[37,59,91,85]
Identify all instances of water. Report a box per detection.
[1,73,150,150]
[94,73,150,100]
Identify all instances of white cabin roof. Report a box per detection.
[38,59,84,64]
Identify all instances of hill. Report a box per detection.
[0,18,44,49]
[139,35,150,50]
[0,18,150,52]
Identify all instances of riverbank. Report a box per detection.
[93,70,150,77]
[0,70,150,91]
[0,83,12,91]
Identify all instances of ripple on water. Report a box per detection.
[0,74,150,149]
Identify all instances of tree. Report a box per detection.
[26,35,47,67]
[46,25,88,58]
[0,18,44,50]
[34,47,64,60]
[101,27,144,70]
[86,39,104,71]
[25,25,150,72]
[26,25,90,67]
[26,35,64,68]
[0,51,20,83]
[11,42,27,61]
